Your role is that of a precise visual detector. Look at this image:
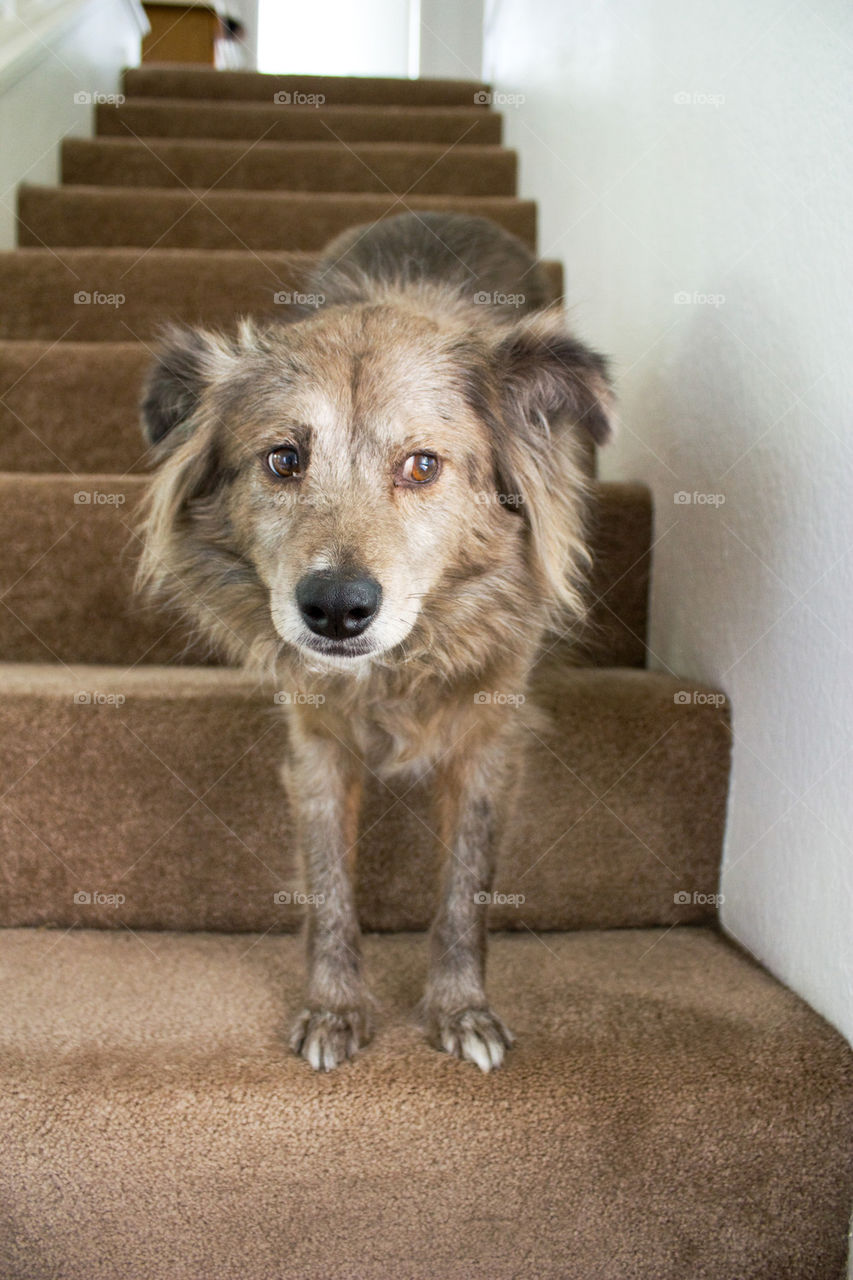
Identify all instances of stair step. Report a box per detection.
[0,337,597,494]
[0,664,727,932]
[97,98,503,144]
[17,185,536,251]
[0,343,150,472]
[0,250,563,340]
[0,478,648,668]
[62,138,517,196]
[123,68,490,108]
[578,480,651,667]
[1,926,849,1280]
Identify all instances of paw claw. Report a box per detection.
[290,1007,371,1072]
[428,1006,514,1071]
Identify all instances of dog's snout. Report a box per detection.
[296,571,382,640]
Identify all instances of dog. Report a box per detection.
[136,212,613,1072]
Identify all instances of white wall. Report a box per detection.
[0,0,144,249]
[255,0,483,80]
[483,0,853,1048]
[257,0,410,76]
[418,0,483,79]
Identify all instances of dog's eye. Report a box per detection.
[267,446,301,479]
[401,452,440,484]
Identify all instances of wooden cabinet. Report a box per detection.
[142,4,220,65]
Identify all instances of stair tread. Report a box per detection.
[61,137,517,196]
[0,342,150,472]
[0,476,648,668]
[0,925,849,1279]
[97,98,504,143]
[0,660,254,693]
[0,250,563,339]
[0,662,728,932]
[123,68,490,106]
[71,137,509,156]
[23,182,529,205]
[17,185,537,251]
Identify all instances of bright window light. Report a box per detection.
[257,0,413,76]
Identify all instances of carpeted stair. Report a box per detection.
[0,66,851,1280]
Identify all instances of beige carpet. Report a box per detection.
[1,927,851,1280]
[0,665,729,933]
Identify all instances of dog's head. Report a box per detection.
[137,304,612,674]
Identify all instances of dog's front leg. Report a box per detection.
[420,737,515,1072]
[284,719,372,1071]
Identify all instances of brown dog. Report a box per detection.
[137,212,612,1071]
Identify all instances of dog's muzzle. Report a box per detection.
[295,570,382,641]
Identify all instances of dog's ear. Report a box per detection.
[494,309,614,447]
[476,310,615,620]
[141,324,235,449]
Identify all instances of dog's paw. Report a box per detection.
[289,1007,371,1072]
[426,1006,514,1072]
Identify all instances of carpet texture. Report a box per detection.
[97,98,504,144]
[122,67,491,106]
[61,138,518,195]
[0,249,562,340]
[1,65,851,1280]
[0,478,645,665]
[18,186,537,250]
[0,665,730,932]
[0,927,850,1280]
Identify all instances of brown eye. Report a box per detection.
[267,446,301,479]
[402,452,440,484]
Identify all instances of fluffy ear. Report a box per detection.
[136,325,243,600]
[140,324,235,449]
[494,309,614,446]
[473,311,615,620]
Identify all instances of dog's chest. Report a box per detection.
[349,708,444,782]
[325,681,466,782]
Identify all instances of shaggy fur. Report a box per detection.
[137,211,613,1071]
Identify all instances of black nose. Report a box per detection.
[295,571,382,640]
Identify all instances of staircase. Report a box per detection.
[0,67,850,1280]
